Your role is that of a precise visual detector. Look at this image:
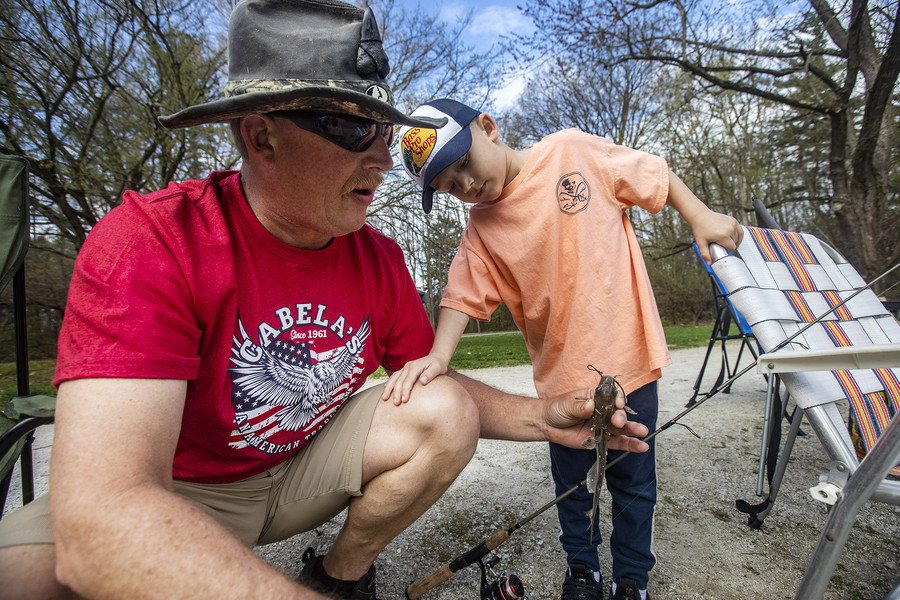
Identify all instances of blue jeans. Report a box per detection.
[549,380,658,589]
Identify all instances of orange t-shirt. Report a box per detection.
[441,129,671,397]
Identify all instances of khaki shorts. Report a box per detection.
[0,384,382,549]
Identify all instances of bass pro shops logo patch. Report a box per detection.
[401,127,437,178]
[556,172,590,215]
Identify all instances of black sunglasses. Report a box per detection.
[273,111,394,152]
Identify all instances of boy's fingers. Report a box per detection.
[695,240,712,265]
[419,363,442,385]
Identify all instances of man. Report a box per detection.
[0,1,648,599]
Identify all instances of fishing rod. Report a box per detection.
[406,260,900,600]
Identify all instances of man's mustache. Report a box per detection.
[341,173,384,196]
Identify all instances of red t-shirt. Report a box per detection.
[55,171,434,483]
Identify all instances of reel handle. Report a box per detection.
[406,528,511,599]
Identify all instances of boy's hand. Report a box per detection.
[691,210,743,265]
[381,355,450,405]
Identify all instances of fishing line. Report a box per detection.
[407,263,900,599]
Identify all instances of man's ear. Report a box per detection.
[241,114,277,160]
[476,113,500,142]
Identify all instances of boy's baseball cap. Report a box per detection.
[398,99,481,213]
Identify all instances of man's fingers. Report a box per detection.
[608,435,650,453]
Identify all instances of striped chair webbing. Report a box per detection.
[783,287,900,476]
[747,226,819,292]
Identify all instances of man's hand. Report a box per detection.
[542,389,650,452]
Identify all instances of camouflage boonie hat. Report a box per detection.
[158,0,446,130]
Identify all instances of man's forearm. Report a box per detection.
[448,369,545,441]
[53,483,323,599]
[50,378,327,599]
[450,370,649,452]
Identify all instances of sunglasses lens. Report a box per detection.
[316,116,373,151]
[279,112,393,152]
[351,123,395,152]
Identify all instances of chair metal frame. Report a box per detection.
[687,242,760,407]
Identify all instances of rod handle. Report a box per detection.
[405,528,511,599]
[405,563,454,600]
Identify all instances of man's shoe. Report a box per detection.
[610,577,650,600]
[299,547,379,600]
[561,562,605,600]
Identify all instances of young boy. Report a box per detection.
[389,98,742,600]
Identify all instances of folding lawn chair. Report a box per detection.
[709,225,900,532]
[0,152,55,518]
[686,241,759,407]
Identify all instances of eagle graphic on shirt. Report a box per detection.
[228,316,370,453]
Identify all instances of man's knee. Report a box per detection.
[409,375,479,457]
[0,544,77,599]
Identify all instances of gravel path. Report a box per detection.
[8,345,900,599]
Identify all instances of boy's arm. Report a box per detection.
[665,170,743,264]
[381,307,470,405]
[429,307,470,367]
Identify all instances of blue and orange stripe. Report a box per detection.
[769,229,816,291]
[823,321,852,347]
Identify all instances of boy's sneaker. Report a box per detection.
[611,577,650,600]
[561,562,605,600]
[299,547,379,600]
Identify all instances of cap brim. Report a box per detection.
[159,86,448,129]
[422,188,435,214]
[415,122,473,214]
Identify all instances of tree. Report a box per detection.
[519,0,900,284]
[0,0,230,358]
[0,0,230,256]
[503,54,666,149]
[366,0,505,326]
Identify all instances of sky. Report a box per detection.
[392,0,536,108]
[431,0,532,52]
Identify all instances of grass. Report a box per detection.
[0,359,57,402]
[0,325,714,393]
[449,332,533,369]
[664,324,715,349]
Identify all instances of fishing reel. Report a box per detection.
[479,556,529,600]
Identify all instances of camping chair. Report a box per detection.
[686,241,759,407]
[709,225,900,531]
[0,152,55,518]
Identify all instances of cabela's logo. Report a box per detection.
[401,127,437,177]
[227,306,371,455]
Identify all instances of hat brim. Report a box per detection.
[158,85,447,129]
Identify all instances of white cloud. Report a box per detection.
[491,73,527,110]
[436,3,533,36]
[437,4,466,24]
[469,6,532,38]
